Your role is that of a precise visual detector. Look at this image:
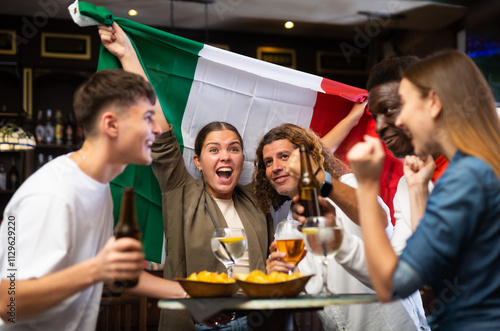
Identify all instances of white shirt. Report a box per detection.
[392,176,434,255]
[0,155,113,330]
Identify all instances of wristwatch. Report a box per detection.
[320,171,333,197]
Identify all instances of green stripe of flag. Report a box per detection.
[78,1,204,262]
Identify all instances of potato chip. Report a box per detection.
[185,271,235,283]
[239,270,305,283]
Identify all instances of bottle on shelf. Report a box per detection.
[113,187,141,289]
[35,110,45,144]
[0,162,6,191]
[7,157,20,191]
[37,153,45,170]
[74,121,84,148]
[65,113,75,146]
[297,144,322,217]
[55,109,64,145]
[44,109,54,144]
[47,155,54,163]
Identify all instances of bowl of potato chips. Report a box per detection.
[235,270,313,298]
[176,271,240,298]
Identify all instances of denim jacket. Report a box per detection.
[395,151,500,331]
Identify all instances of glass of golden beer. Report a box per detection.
[275,220,305,273]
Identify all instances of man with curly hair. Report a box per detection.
[253,123,425,330]
[252,123,359,224]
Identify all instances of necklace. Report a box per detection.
[78,150,92,177]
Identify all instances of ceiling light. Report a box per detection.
[284,21,294,29]
[128,9,138,16]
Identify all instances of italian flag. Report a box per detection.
[71,1,403,263]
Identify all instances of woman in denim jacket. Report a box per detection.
[347,49,500,331]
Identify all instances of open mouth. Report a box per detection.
[146,140,153,147]
[216,167,233,181]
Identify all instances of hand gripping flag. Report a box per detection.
[70,1,403,262]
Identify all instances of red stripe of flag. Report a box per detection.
[309,78,404,226]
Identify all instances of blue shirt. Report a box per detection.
[395,151,500,331]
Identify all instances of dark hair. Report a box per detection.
[194,121,244,157]
[366,56,420,91]
[253,123,347,213]
[73,69,156,136]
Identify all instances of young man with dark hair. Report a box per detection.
[0,69,185,330]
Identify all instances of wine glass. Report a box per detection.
[211,228,247,278]
[302,216,343,296]
[274,220,305,274]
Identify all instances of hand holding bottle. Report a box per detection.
[297,144,322,217]
[93,236,144,285]
[112,187,142,288]
[285,148,319,181]
[291,195,336,225]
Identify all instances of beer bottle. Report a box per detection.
[45,109,54,144]
[0,162,6,191]
[65,113,75,146]
[297,144,322,217]
[35,110,45,144]
[7,157,19,191]
[54,110,64,145]
[114,187,141,288]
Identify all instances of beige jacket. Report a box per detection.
[152,125,273,330]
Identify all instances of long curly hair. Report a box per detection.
[252,123,348,213]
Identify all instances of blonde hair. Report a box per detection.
[403,49,500,180]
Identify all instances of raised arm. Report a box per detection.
[0,237,143,322]
[347,135,398,301]
[98,22,169,131]
[322,101,367,154]
[403,155,435,230]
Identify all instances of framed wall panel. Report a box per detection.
[41,32,91,60]
[316,51,369,75]
[23,68,33,119]
[209,43,230,51]
[0,30,16,55]
[257,47,296,69]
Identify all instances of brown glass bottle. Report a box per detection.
[114,187,141,288]
[297,144,322,217]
